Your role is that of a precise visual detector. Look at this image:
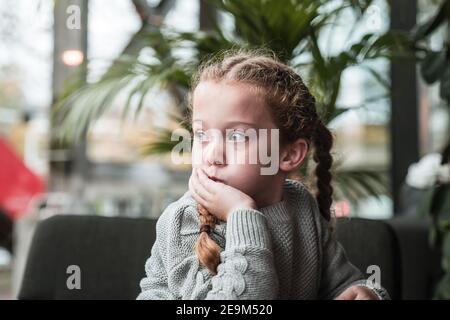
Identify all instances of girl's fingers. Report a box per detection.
[192,169,213,200]
[192,190,208,208]
[334,287,357,300]
[191,169,211,201]
[197,168,220,192]
[189,174,209,207]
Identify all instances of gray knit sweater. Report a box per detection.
[137,179,388,300]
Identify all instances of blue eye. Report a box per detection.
[194,130,208,142]
[228,130,246,142]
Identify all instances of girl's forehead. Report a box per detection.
[192,81,276,128]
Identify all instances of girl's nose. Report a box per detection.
[204,138,226,166]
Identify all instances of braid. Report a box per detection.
[195,204,221,274]
[312,120,334,221]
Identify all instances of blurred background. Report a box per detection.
[0,0,449,299]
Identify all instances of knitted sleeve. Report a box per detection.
[204,208,279,299]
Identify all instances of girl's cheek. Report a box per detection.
[224,142,252,166]
[225,164,264,195]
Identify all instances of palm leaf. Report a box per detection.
[333,168,388,204]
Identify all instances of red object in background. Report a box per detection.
[334,200,351,218]
[0,138,45,220]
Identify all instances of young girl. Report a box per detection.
[137,51,389,300]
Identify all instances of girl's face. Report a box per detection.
[191,81,283,200]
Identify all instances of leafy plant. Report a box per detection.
[54,0,412,205]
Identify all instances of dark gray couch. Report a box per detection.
[17,215,443,299]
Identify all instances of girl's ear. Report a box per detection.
[279,138,309,172]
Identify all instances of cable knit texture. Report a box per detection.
[137,179,389,300]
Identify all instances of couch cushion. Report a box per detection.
[387,217,442,299]
[18,215,156,300]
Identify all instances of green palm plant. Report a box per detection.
[54,0,413,206]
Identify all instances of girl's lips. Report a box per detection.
[209,176,224,183]
[202,169,224,183]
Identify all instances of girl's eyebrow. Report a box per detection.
[192,119,257,127]
[225,121,257,127]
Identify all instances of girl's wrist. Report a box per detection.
[227,201,257,218]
